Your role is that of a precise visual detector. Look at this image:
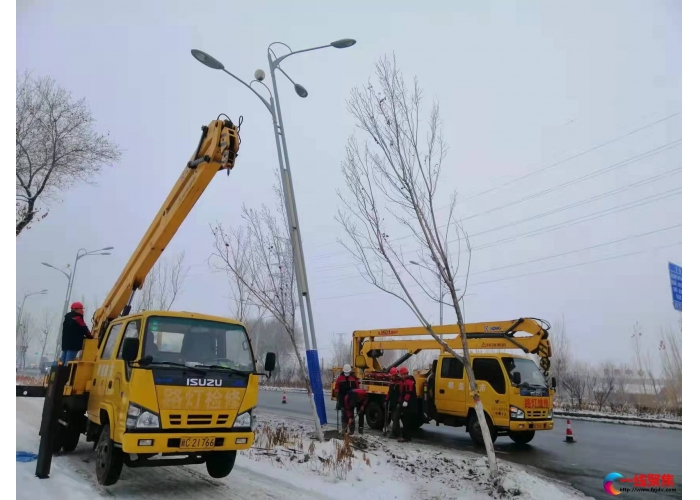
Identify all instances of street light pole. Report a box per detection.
[17,289,48,330]
[191,39,356,430]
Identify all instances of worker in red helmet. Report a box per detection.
[60,302,92,365]
[344,388,369,435]
[385,367,403,438]
[398,366,418,442]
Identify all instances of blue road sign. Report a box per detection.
[668,262,682,312]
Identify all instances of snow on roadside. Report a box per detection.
[250,412,591,500]
[261,385,332,396]
[557,413,681,429]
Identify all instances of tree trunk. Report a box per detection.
[16,199,35,236]
[463,352,498,479]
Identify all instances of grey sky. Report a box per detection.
[16,0,681,366]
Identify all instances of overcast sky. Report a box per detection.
[16,0,681,367]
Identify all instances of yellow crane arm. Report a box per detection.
[91,118,240,339]
[353,318,552,376]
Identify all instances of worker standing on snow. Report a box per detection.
[398,366,418,442]
[60,302,92,365]
[335,363,358,410]
[385,367,402,438]
[344,388,369,435]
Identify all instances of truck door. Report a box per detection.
[472,357,509,427]
[112,319,142,437]
[87,322,124,421]
[435,357,468,416]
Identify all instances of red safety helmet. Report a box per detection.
[399,366,409,375]
[389,367,398,375]
[70,302,84,310]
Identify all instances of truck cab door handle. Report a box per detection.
[108,381,113,389]
[439,389,445,394]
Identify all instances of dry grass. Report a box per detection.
[247,423,370,480]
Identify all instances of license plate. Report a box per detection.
[533,423,547,430]
[180,437,216,449]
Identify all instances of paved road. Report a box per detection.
[258,390,682,500]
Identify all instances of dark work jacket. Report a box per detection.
[61,311,92,351]
[386,378,402,407]
[335,373,359,404]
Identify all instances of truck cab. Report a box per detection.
[426,352,554,445]
[60,310,275,485]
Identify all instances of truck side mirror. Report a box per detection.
[122,338,140,362]
[264,352,276,375]
[551,376,557,389]
[512,371,522,385]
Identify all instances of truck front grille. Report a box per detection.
[526,409,548,419]
[168,414,230,426]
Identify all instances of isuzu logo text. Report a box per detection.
[186,378,223,387]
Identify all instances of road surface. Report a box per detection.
[259,390,682,500]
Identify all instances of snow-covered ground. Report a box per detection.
[16,397,589,499]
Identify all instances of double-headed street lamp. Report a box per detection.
[43,246,113,358]
[191,38,356,426]
[17,289,48,331]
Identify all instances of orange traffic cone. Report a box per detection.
[564,419,576,443]
[282,391,287,404]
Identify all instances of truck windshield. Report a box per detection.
[502,357,547,387]
[143,316,254,372]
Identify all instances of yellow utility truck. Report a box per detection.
[44,117,276,485]
[331,318,555,445]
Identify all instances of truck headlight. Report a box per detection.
[510,405,525,420]
[126,403,160,430]
[234,410,253,428]
[548,409,553,419]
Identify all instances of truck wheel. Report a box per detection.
[365,401,385,431]
[508,430,535,444]
[205,451,237,478]
[62,428,81,452]
[468,414,497,447]
[95,425,123,486]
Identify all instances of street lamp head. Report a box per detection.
[41,262,51,268]
[39,289,48,294]
[254,69,266,82]
[330,38,356,49]
[294,83,309,98]
[101,246,114,251]
[100,252,111,256]
[409,260,420,266]
[191,49,225,70]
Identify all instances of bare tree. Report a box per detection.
[16,72,122,236]
[330,332,352,368]
[562,362,590,409]
[38,310,56,366]
[630,321,648,396]
[133,251,190,312]
[16,312,36,370]
[590,363,616,411]
[224,226,255,322]
[335,54,498,479]
[549,315,571,386]
[659,326,681,408]
[210,178,325,442]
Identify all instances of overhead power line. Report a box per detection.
[315,241,681,301]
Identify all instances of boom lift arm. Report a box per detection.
[352,318,552,376]
[91,118,240,342]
